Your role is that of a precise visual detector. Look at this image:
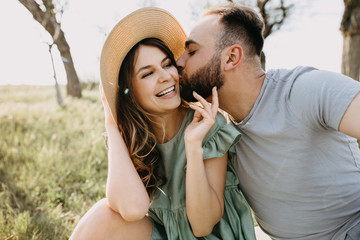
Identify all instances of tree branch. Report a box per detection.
[257,0,270,37]
[258,0,292,38]
[18,0,57,37]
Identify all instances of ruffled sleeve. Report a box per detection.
[202,113,241,160]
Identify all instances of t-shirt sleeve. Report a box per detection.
[202,113,242,160]
[289,69,360,131]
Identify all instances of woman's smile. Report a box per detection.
[156,85,176,98]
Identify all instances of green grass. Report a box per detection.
[0,85,107,240]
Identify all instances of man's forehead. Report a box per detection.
[187,14,221,46]
[198,14,221,26]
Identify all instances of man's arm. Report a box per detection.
[339,92,360,139]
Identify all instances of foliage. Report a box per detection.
[0,85,106,240]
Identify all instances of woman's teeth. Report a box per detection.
[157,86,175,97]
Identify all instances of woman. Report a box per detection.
[70,7,255,240]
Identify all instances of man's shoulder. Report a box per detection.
[265,66,357,96]
[261,66,317,98]
[265,66,317,83]
[268,66,357,84]
[288,67,358,92]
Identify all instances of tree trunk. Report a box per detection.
[340,0,360,81]
[48,44,65,108]
[18,0,82,97]
[55,31,82,97]
[342,35,360,81]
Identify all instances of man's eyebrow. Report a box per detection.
[136,57,169,75]
[185,40,199,49]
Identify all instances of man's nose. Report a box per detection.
[177,65,184,75]
[176,54,185,69]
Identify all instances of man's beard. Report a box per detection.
[180,53,224,102]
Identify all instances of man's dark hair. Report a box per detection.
[204,3,265,57]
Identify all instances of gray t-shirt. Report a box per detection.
[231,66,360,240]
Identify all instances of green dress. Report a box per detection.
[149,109,256,240]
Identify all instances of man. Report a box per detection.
[177,3,360,240]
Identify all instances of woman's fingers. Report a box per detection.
[191,87,218,119]
[191,109,203,123]
[99,83,107,102]
[188,103,209,120]
[99,83,112,116]
[192,91,211,111]
[211,87,219,118]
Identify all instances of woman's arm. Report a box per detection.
[184,87,227,237]
[100,85,150,222]
[185,146,227,237]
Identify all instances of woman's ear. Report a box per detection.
[224,45,242,72]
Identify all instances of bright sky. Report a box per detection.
[0,0,344,86]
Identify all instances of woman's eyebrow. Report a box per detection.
[136,57,169,75]
[161,56,169,63]
[136,65,151,75]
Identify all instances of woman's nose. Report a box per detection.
[158,68,171,82]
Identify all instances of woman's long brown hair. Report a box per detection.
[116,38,177,198]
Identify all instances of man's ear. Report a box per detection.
[224,45,242,72]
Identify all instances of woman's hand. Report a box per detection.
[184,87,219,145]
[183,87,226,235]
[99,83,117,129]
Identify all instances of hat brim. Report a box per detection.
[100,7,187,124]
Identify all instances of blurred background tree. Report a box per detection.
[340,0,360,81]
[18,0,82,97]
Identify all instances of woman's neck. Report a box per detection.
[150,107,187,144]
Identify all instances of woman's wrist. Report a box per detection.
[185,142,203,155]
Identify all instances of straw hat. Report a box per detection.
[100,7,187,124]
